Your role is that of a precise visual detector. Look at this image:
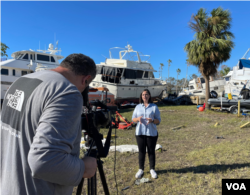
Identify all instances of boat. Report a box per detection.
[208,48,250,113]
[223,71,250,97]
[89,44,167,106]
[1,42,63,103]
[178,76,225,97]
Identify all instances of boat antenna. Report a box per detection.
[102,54,108,60]
[242,48,250,59]
[55,41,59,50]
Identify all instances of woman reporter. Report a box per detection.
[132,89,161,179]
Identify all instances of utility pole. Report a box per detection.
[160,63,164,80]
[167,59,172,92]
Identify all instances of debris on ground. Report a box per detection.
[171,125,185,131]
[159,110,176,112]
[214,122,219,127]
[135,178,150,185]
[121,186,130,191]
[109,144,162,153]
[240,122,250,128]
[216,136,225,139]
[103,134,117,139]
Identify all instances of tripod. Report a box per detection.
[76,133,111,195]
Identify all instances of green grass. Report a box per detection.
[73,105,250,195]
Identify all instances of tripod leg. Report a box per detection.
[88,173,97,195]
[76,179,84,195]
[97,158,110,195]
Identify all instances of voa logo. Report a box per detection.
[226,183,246,191]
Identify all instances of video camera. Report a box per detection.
[81,86,113,157]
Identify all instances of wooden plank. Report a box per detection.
[240,122,250,128]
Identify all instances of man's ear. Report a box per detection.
[82,75,92,86]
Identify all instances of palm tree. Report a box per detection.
[160,63,164,79]
[1,42,9,57]
[220,65,231,77]
[183,60,190,89]
[184,7,234,108]
[167,59,172,81]
[176,68,181,94]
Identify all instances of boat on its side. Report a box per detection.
[179,76,225,97]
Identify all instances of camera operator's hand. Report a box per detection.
[82,157,97,178]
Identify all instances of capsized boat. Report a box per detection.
[178,76,225,97]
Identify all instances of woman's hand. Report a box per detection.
[138,116,143,124]
[145,118,153,125]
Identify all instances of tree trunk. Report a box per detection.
[204,74,210,109]
[176,75,178,94]
[168,66,170,93]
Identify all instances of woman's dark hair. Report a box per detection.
[139,89,153,104]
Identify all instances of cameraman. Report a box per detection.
[1,54,97,195]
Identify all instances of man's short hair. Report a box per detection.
[60,53,96,79]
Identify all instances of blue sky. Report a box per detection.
[1,1,250,80]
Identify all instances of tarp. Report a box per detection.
[239,59,250,69]
[80,138,162,153]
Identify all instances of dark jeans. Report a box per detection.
[136,134,158,170]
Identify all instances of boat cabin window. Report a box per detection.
[200,78,205,83]
[22,71,28,76]
[124,69,136,79]
[30,54,33,60]
[51,56,55,62]
[13,69,15,76]
[22,54,28,60]
[148,72,154,78]
[233,82,239,85]
[1,68,9,75]
[144,71,148,78]
[37,54,50,62]
[225,77,230,81]
[189,85,194,90]
[17,54,23,59]
[136,70,143,78]
[100,66,123,84]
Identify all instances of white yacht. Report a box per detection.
[178,76,225,97]
[89,44,167,106]
[1,42,63,102]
